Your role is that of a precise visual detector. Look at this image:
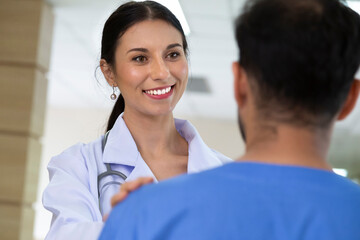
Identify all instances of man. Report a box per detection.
[99,0,360,239]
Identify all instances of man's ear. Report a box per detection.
[337,80,360,121]
[100,59,117,87]
[232,61,249,109]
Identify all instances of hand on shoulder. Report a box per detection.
[103,176,154,221]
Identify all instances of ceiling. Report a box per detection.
[46,0,360,132]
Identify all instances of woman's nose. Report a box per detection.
[150,57,170,80]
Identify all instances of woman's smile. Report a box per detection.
[143,84,175,99]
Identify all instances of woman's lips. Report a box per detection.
[143,85,175,99]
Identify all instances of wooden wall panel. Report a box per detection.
[37,3,54,70]
[0,0,53,70]
[0,66,47,137]
[0,204,35,240]
[0,135,42,204]
[0,0,53,239]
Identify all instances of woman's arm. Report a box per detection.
[42,144,103,240]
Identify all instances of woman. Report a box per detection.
[42,1,231,239]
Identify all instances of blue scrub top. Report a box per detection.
[100,162,360,240]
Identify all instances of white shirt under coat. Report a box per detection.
[42,114,232,240]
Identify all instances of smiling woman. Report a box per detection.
[101,19,188,118]
[42,1,231,240]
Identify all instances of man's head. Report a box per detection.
[233,0,360,138]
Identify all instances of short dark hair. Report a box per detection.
[235,0,360,128]
[101,1,189,132]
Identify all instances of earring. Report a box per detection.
[110,86,117,100]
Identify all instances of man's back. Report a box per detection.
[99,1,360,238]
[100,162,360,240]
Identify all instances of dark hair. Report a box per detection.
[235,0,360,128]
[101,1,189,132]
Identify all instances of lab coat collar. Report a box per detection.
[102,114,224,177]
[102,113,138,167]
[102,113,158,182]
[175,119,224,173]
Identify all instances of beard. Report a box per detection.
[237,111,247,144]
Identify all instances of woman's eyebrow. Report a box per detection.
[127,48,148,54]
[127,43,182,54]
[167,43,182,49]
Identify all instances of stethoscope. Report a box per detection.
[97,131,127,201]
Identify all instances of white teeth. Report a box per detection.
[145,86,172,96]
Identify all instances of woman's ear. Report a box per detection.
[337,80,360,121]
[100,59,117,87]
[232,62,249,109]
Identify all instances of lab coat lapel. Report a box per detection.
[125,155,158,183]
[102,114,157,182]
[102,114,137,167]
[175,119,223,174]
[187,137,223,173]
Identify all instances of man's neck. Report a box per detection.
[238,124,333,171]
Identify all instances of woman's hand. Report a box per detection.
[111,177,154,207]
[103,177,154,221]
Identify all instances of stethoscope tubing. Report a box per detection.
[98,131,127,199]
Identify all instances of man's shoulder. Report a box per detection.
[121,163,233,208]
[140,164,228,196]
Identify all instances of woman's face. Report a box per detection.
[112,20,188,118]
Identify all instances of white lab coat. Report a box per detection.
[42,114,232,240]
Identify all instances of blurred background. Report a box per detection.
[0,0,359,239]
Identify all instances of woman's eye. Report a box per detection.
[133,56,147,63]
[167,52,180,59]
